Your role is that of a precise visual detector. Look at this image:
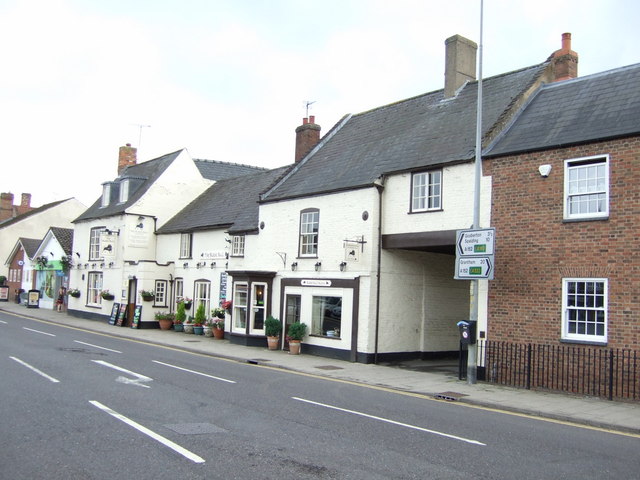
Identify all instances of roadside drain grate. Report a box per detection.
[314,365,344,371]
[247,358,270,365]
[164,423,227,435]
[434,391,468,401]
[183,340,201,343]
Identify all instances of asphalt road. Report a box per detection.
[1,312,638,479]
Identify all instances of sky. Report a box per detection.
[1,0,638,208]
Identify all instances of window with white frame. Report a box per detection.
[101,183,111,207]
[179,233,192,259]
[562,278,607,343]
[174,278,184,306]
[564,156,609,220]
[154,280,168,306]
[231,235,245,257]
[411,170,442,212]
[119,179,130,203]
[299,209,319,257]
[194,280,210,316]
[250,283,267,332]
[87,272,103,306]
[89,227,105,261]
[233,283,248,330]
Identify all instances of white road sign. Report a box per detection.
[455,256,494,280]
[456,228,495,256]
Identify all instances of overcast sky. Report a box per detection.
[1,0,638,207]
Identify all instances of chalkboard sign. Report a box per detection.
[109,303,120,325]
[130,305,142,329]
[219,272,228,303]
[116,303,127,327]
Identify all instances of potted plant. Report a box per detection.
[140,289,155,302]
[221,300,232,312]
[100,289,115,301]
[203,319,214,337]
[68,288,81,298]
[183,316,194,334]
[174,301,186,332]
[155,311,175,330]
[286,322,307,355]
[178,296,192,310]
[192,303,206,335]
[265,316,282,350]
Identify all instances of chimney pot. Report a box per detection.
[551,32,578,82]
[309,115,315,124]
[302,117,308,125]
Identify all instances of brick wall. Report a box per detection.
[487,136,640,349]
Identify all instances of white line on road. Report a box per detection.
[92,360,153,388]
[0,320,7,324]
[10,356,60,383]
[23,327,56,337]
[152,360,236,384]
[75,340,122,353]
[89,400,205,464]
[292,397,486,446]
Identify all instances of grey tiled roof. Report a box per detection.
[50,227,74,255]
[194,159,268,180]
[19,238,42,259]
[74,150,182,222]
[157,166,290,235]
[0,198,70,229]
[262,63,548,202]
[485,63,640,157]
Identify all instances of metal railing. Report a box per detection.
[470,341,638,401]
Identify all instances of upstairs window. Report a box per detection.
[564,156,609,220]
[101,183,111,207]
[411,170,442,212]
[231,235,245,257]
[299,209,319,257]
[89,227,105,261]
[179,233,192,259]
[119,179,130,203]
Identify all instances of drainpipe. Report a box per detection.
[373,175,385,364]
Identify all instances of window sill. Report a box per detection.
[309,334,342,340]
[562,216,609,223]
[560,338,607,346]
[408,208,443,215]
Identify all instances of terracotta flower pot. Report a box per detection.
[213,327,225,339]
[288,340,301,355]
[158,318,173,330]
[267,336,280,350]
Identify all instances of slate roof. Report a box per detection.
[50,227,74,255]
[74,150,182,223]
[0,198,70,229]
[262,63,548,202]
[157,166,290,235]
[485,63,640,157]
[194,159,268,180]
[18,238,41,259]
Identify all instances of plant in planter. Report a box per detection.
[60,255,73,273]
[264,316,282,350]
[178,297,192,310]
[100,290,115,301]
[286,322,307,355]
[203,319,214,337]
[0,275,6,286]
[183,316,194,334]
[68,288,81,298]
[192,303,206,335]
[221,300,232,312]
[155,311,175,330]
[174,301,186,332]
[140,289,155,302]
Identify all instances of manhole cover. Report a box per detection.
[314,365,344,371]
[164,423,227,435]
[434,391,468,401]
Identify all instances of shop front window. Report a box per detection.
[233,283,248,329]
[311,296,342,337]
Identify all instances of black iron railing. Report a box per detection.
[463,341,638,401]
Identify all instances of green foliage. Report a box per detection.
[194,303,206,326]
[175,301,186,324]
[264,316,282,337]
[154,312,175,321]
[287,322,307,341]
[0,275,6,285]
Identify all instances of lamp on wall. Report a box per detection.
[291,262,298,271]
[315,261,322,272]
[339,261,347,272]
[108,262,114,268]
[210,262,216,268]
[183,262,189,269]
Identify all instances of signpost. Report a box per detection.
[455,228,495,280]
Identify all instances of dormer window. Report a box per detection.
[101,183,111,207]
[119,179,130,203]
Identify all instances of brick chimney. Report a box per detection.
[551,33,578,82]
[118,143,137,175]
[17,193,32,215]
[295,116,321,163]
[444,34,477,98]
[0,192,14,221]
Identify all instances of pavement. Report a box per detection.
[2,301,639,436]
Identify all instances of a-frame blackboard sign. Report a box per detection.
[131,305,142,329]
[109,303,120,325]
[116,303,127,327]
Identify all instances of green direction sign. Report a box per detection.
[455,256,494,280]
[456,228,495,257]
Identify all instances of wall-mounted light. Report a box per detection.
[100,263,105,268]
[75,252,81,258]
[91,263,96,269]
[538,164,552,177]
[76,264,81,270]
[210,262,216,268]
[183,262,189,269]
[49,252,54,257]
[315,261,322,272]
[104,228,120,236]
[339,261,347,272]
[291,262,298,271]
[108,262,114,268]
[84,263,89,268]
